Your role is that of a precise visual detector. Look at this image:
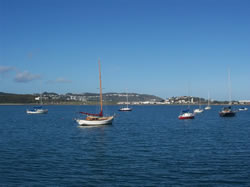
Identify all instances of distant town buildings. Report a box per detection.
[239,100,250,104]
[33,92,244,105]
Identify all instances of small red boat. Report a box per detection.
[178,109,195,120]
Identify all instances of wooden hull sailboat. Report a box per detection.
[76,116,114,125]
[76,61,114,126]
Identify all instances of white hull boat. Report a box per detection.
[205,106,211,110]
[27,109,48,114]
[76,60,114,126]
[119,89,132,112]
[239,107,248,111]
[194,97,203,113]
[119,107,132,111]
[194,108,204,113]
[27,93,48,114]
[26,107,48,114]
[205,92,212,110]
[178,112,195,120]
[76,116,114,126]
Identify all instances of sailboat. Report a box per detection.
[119,90,132,111]
[219,69,236,117]
[178,96,195,120]
[205,92,211,110]
[238,107,248,111]
[194,97,204,113]
[178,109,195,119]
[75,61,114,126]
[26,93,48,114]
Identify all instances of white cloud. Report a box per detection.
[55,77,72,83]
[46,77,72,84]
[14,71,41,83]
[0,66,14,74]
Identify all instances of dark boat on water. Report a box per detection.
[219,106,236,117]
[219,69,236,117]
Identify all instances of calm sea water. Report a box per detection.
[0,105,250,186]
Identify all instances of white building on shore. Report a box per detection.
[239,100,250,104]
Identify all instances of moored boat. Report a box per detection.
[205,92,212,110]
[194,108,204,113]
[27,106,48,114]
[205,106,211,110]
[238,107,248,111]
[75,60,114,126]
[76,115,114,125]
[178,109,195,120]
[219,106,236,117]
[194,97,203,113]
[119,107,132,111]
[219,69,236,118]
[27,94,48,114]
[119,89,132,111]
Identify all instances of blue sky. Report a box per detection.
[0,0,250,100]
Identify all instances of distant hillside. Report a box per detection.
[66,92,164,103]
[0,92,243,105]
[0,92,164,104]
[0,92,35,104]
[103,92,164,103]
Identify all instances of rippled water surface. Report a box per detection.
[0,105,250,186]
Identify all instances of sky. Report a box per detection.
[0,0,250,100]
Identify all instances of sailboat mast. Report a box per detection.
[228,69,232,105]
[126,89,128,108]
[199,97,201,109]
[99,60,103,114]
[208,92,210,106]
[40,92,42,105]
[187,83,190,109]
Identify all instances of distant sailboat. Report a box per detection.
[205,92,211,110]
[219,69,236,117]
[219,106,235,117]
[194,97,203,113]
[27,93,48,114]
[75,60,114,126]
[238,107,248,111]
[119,89,132,111]
[178,96,195,120]
[178,109,195,119]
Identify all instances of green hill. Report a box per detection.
[0,92,35,104]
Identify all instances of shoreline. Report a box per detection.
[0,103,249,106]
